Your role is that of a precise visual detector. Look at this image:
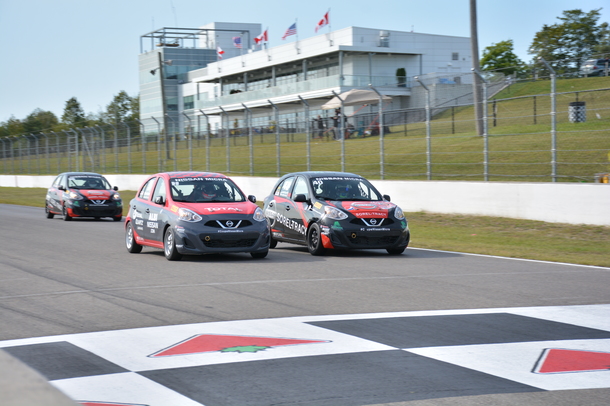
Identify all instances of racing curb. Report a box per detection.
[0,349,78,406]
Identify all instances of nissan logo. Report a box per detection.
[370,218,377,225]
[226,220,234,227]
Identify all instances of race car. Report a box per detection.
[45,172,123,221]
[125,171,270,261]
[263,171,410,255]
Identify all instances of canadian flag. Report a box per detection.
[216,46,224,59]
[254,29,268,45]
[315,11,329,32]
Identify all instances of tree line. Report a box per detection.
[2,8,609,138]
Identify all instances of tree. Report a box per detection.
[529,8,610,74]
[61,97,86,128]
[102,91,140,124]
[23,109,59,134]
[480,40,526,76]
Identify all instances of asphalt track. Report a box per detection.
[1,203,609,405]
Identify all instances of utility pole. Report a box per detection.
[470,0,484,136]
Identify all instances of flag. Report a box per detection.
[217,46,224,59]
[254,29,268,45]
[232,36,242,49]
[315,11,329,32]
[282,23,297,40]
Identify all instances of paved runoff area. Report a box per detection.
[1,304,609,406]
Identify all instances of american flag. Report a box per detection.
[232,36,242,49]
[282,23,297,40]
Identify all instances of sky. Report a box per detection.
[1,0,608,123]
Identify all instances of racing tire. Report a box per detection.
[386,247,406,255]
[307,223,326,256]
[164,228,182,261]
[250,249,269,259]
[269,235,278,249]
[45,202,54,219]
[113,215,123,222]
[125,221,142,253]
[62,204,72,221]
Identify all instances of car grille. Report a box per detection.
[349,218,394,227]
[350,235,399,247]
[201,237,258,248]
[204,220,253,229]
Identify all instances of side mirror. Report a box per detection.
[113,186,119,191]
[293,194,309,203]
[58,185,66,191]
[154,196,165,205]
[383,194,391,202]
[248,195,257,203]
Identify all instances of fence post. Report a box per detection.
[242,104,254,175]
[121,122,131,174]
[0,137,6,174]
[539,57,557,182]
[198,110,211,172]
[472,69,489,181]
[297,96,310,172]
[182,112,193,171]
[135,119,146,174]
[268,100,280,176]
[151,116,163,172]
[219,107,230,173]
[415,77,432,180]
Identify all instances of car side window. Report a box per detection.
[138,178,156,200]
[151,178,166,203]
[52,175,62,188]
[292,177,310,200]
[275,177,295,198]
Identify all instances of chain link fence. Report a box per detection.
[2,74,609,183]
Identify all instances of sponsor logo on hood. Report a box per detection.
[340,201,395,218]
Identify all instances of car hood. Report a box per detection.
[172,202,257,216]
[325,200,397,218]
[75,189,114,200]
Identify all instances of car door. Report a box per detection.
[267,176,295,240]
[282,176,310,242]
[47,174,65,213]
[131,176,157,241]
[146,177,167,242]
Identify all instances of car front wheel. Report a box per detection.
[125,221,142,253]
[62,204,72,221]
[307,223,325,256]
[45,202,54,219]
[387,247,406,255]
[164,227,182,261]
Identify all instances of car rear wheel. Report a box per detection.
[45,202,54,219]
[387,247,406,255]
[164,228,182,261]
[62,204,72,221]
[307,223,325,256]
[125,221,142,253]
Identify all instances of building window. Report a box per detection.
[452,52,459,61]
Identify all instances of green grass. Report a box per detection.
[4,187,608,268]
[2,77,609,182]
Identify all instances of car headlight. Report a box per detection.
[394,206,405,220]
[324,206,348,220]
[68,191,83,200]
[178,208,202,222]
[112,193,121,201]
[253,207,266,222]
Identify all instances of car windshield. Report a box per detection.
[68,176,110,190]
[310,176,382,201]
[170,177,245,203]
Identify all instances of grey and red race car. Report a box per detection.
[45,172,123,221]
[125,172,270,261]
[263,171,410,255]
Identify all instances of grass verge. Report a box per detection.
[2,186,608,268]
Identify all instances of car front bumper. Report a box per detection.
[320,219,410,250]
[173,220,270,255]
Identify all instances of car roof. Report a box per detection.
[280,171,364,180]
[153,171,230,179]
[61,172,104,177]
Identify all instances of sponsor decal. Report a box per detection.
[134,219,144,226]
[331,221,344,230]
[353,211,387,218]
[218,229,244,233]
[170,205,179,213]
[149,213,158,221]
[204,207,243,212]
[147,221,158,229]
[275,212,306,235]
[313,201,323,209]
[360,227,391,232]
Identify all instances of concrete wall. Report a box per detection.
[1,175,608,226]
